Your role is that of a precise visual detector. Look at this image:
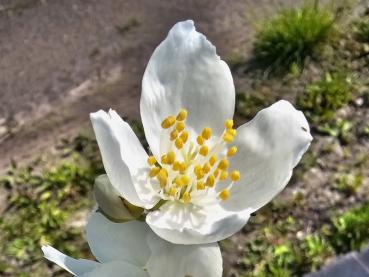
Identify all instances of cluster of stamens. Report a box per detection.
[147,109,240,204]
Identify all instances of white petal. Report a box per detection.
[222,100,312,212]
[81,261,148,277]
[41,245,99,276]
[90,110,159,209]
[146,232,222,277]
[146,201,251,244]
[85,212,151,267]
[141,20,235,157]
[94,174,138,221]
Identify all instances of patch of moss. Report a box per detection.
[297,72,353,122]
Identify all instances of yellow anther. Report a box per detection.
[149,167,160,177]
[169,187,177,196]
[172,161,181,171]
[147,156,156,166]
[166,151,175,165]
[182,192,191,203]
[196,172,204,180]
[181,175,190,186]
[218,159,229,170]
[196,135,204,145]
[194,165,203,175]
[197,182,205,190]
[199,145,209,156]
[161,154,168,164]
[219,189,230,201]
[230,170,240,182]
[180,130,189,143]
[227,146,238,157]
[157,168,168,188]
[174,178,184,187]
[203,163,211,174]
[179,162,187,172]
[176,109,188,121]
[170,129,179,141]
[194,165,204,179]
[225,119,234,129]
[219,171,228,180]
[214,168,220,178]
[206,175,215,187]
[161,115,176,129]
[176,121,185,132]
[209,155,217,166]
[175,138,184,149]
[223,133,234,143]
[227,129,237,136]
[201,127,212,140]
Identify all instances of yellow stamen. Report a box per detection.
[197,182,205,190]
[199,145,209,156]
[172,161,181,171]
[203,162,211,174]
[167,151,175,164]
[227,129,237,136]
[182,192,191,203]
[181,175,190,186]
[157,168,168,187]
[223,133,234,143]
[174,178,184,187]
[170,129,178,141]
[175,138,184,149]
[180,130,189,143]
[218,159,229,170]
[225,119,233,129]
[147,156,156,166]
[196,135,204,145]
[219,189,230,200]
[214,168,220,177]
[176,109,188,121]
[169,187,177,196]
[209,155,217,166]
[161,115,176,129]
[201,127,212,140]
[149,167,160,177]
[194,165,204,179]
[176,121,185,132]
[230,170,240,182]
[179,162,187,172]
[206,175,215,187]
[219,171,228,180]
[227,146,237,157]
[149,109,241,203]
[161,154,168,164]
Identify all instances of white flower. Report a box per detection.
[42,212,222,277]
[90,20,312,245]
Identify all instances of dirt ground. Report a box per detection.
[0,0,300,170]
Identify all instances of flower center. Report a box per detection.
[147,109,240,204]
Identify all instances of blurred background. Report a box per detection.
[0,0,369,276]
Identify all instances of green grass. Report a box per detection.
[297,72,353,122]
[355,18,369,42]
[253,3,335,74]
[329,203,369,253]
[0,135,103,276]
[334,173,363,195]
[239,201,369,276]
